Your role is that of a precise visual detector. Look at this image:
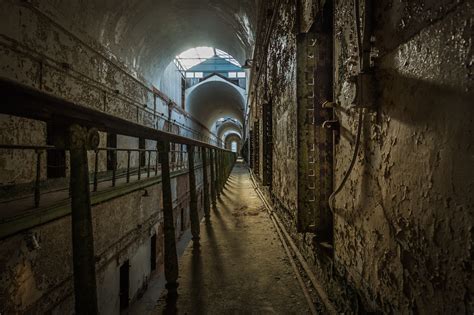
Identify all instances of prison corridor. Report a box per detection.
[135,162,313,314]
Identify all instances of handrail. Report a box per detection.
[0,144,207,208]
[0,77,230,150]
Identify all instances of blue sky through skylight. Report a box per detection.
[175,47,241,70]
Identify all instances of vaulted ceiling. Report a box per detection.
[43,0,257,84]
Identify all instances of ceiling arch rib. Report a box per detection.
[186,77,246,129]
[216,119,243,140]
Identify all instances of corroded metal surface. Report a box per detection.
[158,141,179,296]
[187,145,200,243]
[68,125,99,314]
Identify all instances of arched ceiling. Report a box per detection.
[224,132,243,150]
[219,125,243,141]
[225,132,242,142]
[46,0,257,84]
[217,120,243,139]
[186,80,246,129]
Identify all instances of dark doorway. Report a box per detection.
[107,133,117,171]
[119,260,130,310]
[46,122,66,178]
[150,234,157,272]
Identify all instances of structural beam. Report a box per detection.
[158,141,179,296]
[69,124,99,315]
[210,149,217,210]
[187,145,200,244]
[202,148,211,220]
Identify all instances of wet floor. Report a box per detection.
[146,162,310,314]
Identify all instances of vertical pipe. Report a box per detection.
[69,125,99,315]
[34,150,41,208]
[93,150,98,192]
[187,145,200,244]
[155,151,159,175]
[158,140,179,296]
[202,148,211,220]
[210,149,217,210]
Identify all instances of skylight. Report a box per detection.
[175,47,241,71]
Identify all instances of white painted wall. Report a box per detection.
[159,62,184,109]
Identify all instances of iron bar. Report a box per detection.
[93,149,99,192]
[158,140,179,297]
[34,150,41,208]
[147,151,151,178]
[126,150,131,183]
[210,149,217,210]
[69,125,99,315]
[202,147,210,220]
[187,145,200,244]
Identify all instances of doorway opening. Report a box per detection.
[150,234,157,272]
[119,260,130,310]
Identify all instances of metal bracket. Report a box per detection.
[322,119,340,132]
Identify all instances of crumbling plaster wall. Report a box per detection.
[252,0,473,313]
[0,168,209,314]
[251,0,298,214]
[332,0,473,312]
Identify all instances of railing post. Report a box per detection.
[158,140,179,297]
[210,148,217,210]
[68,124,99,315]
[215,150,221,197]
[126,150,131,183]
[202,147,211,220]
[147,151,151,178]
[34,149,41,208]
[138,150,142,180]
[187,145,200,244]
[93,149,99,192]
[112,149,116,187]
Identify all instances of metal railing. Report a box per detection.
[0,35,223,148]
[0,144,209,210]
[0,73,237,315]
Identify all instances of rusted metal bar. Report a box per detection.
[93,149,99,192]
[202,148,211,220]
[138,151,142,181]
[126,150,131,183]
[111,150,116,187]
[69,124,99,315]
[158,140,179,297]
[187,145,200,244]
[34,150,41,208]
[210,149,217,210]
[215,150,221,197]
[147,150,151,178]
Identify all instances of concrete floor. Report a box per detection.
[138,163,311,314]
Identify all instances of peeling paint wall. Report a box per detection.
[251,0,298,215]
[251,0,473,313]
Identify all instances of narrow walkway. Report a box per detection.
[153,162,310,314]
